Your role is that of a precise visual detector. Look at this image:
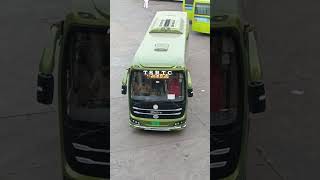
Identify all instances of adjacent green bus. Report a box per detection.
[182,0,195,20]
[36,0,109,179]
[211,0,266,180]
[121,11,194,131]
[192,0,210,34]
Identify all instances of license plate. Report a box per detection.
[151,121,160,126]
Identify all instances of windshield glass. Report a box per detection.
[130,70,185,102]
[211,32,240,126]
[66,29,109,123]
[185,0,194,4]
[195,3,210,16]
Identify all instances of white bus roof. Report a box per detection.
[132,11,189,68]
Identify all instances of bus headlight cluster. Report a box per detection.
[131,119,140,125]
[174,121,185,126]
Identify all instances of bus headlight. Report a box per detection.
[174,121,185,126]
[130,119,140,125]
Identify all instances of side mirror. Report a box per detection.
[246,24,266,113]
[36,20,62,105]
[37,73,54,104]
[249,81,266,113]
[187,70,193,97]
[188,88,193,97]
[37,47,55,105]
[121,85,127,95]
[121,69,129,95]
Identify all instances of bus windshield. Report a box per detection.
[185,0,194,4]
[211,32,240,126]
[195,3,210,16]
[66,29,109,123]
[130,71,185,102]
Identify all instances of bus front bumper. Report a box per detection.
[211,161,241,180]
[130,122,186,131]
[129,114,187,131]
[64,162,108,180]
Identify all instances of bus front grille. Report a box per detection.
[64,120,109,178]
[131,102,185,119]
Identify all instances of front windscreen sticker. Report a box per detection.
[168,94,175,100]
[143,70,172,79]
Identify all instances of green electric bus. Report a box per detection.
[182,0,195,20]
[36,0,109,179]
[121,11,193,131]
[192,0,210,34]
[210,0,266,180]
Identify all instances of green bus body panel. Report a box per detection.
[192,0,210,34]
[192,18,210,34]
[131,11,189,69]
[182,0,195,19]
[194,0,210,6]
